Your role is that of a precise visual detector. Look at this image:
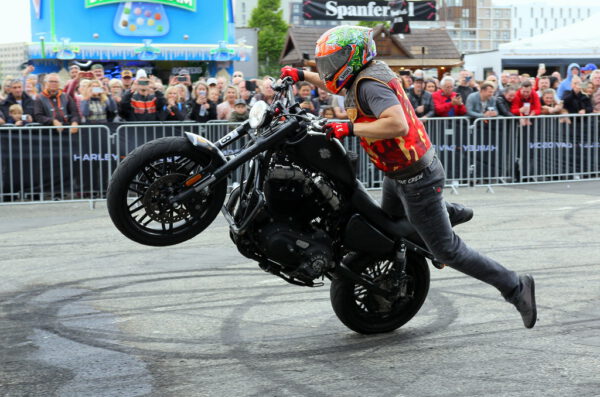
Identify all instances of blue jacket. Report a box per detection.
[557,63,580,100]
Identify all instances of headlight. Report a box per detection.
[249,100,269,129]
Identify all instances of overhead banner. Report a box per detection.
[302,1,437,21]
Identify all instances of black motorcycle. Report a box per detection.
[107,77,454,334]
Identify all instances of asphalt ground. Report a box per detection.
[0,181,599,397]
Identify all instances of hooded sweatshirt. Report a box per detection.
[557,63,580,100]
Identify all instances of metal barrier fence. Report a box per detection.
[0,125,113,204]
[471,113,600,186]
[1,115,599,205]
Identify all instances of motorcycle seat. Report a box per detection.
[351,180,417,241]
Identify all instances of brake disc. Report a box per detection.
[142,173,190,223]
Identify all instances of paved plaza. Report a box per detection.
[1,182,599,396]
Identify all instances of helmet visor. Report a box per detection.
[316,45,352,82]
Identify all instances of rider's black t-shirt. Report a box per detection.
[356,79,400,118]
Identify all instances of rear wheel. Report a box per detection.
[107,137,226,246]
[330,253,429,334]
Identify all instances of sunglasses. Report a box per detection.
[233,74,243,78]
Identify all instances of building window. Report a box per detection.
[462,9,469,18]
[551,8,554,17]
[568,8,572,18]
[560,8,563,17]
[588,9,592,17]
[530,8,533,18]
[530,28,533,36]
[577,9,581,18]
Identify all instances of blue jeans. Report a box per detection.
[381,157,520,302]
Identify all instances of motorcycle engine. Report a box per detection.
[254,162,341,281]
[256,222,334,282]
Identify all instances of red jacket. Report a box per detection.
[511,89,542,116]
[432,89,467,117]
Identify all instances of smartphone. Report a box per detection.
[539,63,545,70]
[465,76,472,82]
[399,70,411,76]
[21,115,28,121]
[177,76,187,82]
[198,90,207,97]
[92,87,103,94]
[138,80,150,86]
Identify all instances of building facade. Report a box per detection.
[438,0,511,54]
[0,43,28,80]
[511,2,600,40]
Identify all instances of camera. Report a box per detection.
[177,76,187,82]
[92,87,103,94]
[137,80,150,86]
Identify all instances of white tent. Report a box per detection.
[499,13,600,58]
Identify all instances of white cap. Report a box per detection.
[206,77,218,86]
[136,69,148,79]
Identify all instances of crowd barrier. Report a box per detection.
[1,114,599,205]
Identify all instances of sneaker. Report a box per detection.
[514,274,537,328]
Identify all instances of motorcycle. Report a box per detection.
[107,77,458,334]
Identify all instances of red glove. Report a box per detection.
[325,122,354,141]
[280,66,304,83]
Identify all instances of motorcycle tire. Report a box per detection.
[107,136,227,247]
[330,252,430,334]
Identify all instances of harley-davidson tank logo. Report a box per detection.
[319,148,332,159]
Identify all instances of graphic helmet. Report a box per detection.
[315,26,376,94]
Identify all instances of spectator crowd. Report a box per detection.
[1,61,600,132]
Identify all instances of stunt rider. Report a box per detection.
[280,26,537,328]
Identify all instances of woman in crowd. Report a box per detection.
[162,86,187,121]
[589,70,600,113]
[80,80,117,124]
[217,85,240,120]
[25,79,38,100]
[540,89,564,115]
[496,86,516,117]
[424,79,438,94]
[108,79,124,104]
[189,81,217,123]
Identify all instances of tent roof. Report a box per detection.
[499,13,600,57]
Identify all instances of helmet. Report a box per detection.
[315,26,376,94]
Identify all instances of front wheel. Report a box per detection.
[107,137,227,246]
[330,252,430,334]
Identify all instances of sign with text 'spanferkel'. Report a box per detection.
[303,1,437,21]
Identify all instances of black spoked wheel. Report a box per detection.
[107,137,227,246]
[330,252,430,334]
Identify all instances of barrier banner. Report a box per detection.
[0,128,113,201]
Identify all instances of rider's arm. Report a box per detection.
[353,105,408,138]
[302,71,327,92]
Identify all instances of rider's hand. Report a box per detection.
[280,66,304,83]
[325,122,353,141]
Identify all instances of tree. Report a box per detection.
[248,0,288,77]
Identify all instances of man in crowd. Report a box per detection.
[433,76,467,117]
[562,76,592,114]
[2,79,35,123]
[407,76,434,118]
[511,80,541,126]
[312,87,331,116]
[590,70,600,113]
[454,70,477,103]
[465,81,498,120]
[91,64,105,80]
[33,73,80,133]
[119,71,165,122]
[296,81,317,115]
[496,86,516,117]
[580,63,597,81]
[500,71,510,90]
[121,70,134,90]
[508,73,520,87]
[557,63,580,100]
